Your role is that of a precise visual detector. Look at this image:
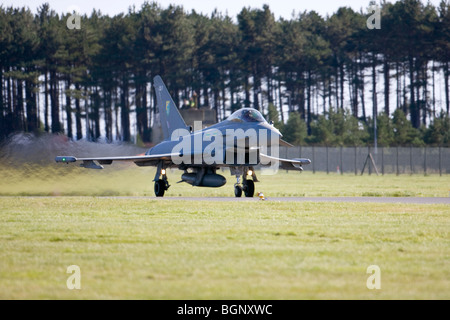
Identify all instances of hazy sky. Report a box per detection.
[1,0,444,19]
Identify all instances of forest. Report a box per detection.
[0,0,449,147]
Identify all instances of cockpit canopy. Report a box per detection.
[227,108,267,123]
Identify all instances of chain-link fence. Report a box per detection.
[278,146,450,175]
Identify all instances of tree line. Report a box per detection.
[0,0,449,146]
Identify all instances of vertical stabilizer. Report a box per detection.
[153,75,190,140]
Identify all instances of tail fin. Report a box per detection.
[153,75,190,140]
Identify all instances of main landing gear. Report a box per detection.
[234,168,256,198]
[154,166,170,197]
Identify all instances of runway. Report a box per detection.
[131,196,450,204]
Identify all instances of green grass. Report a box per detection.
[0,163,448,197]
[0,164,448,299]
[0,197,449,299]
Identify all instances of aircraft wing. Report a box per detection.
[55,153,177,169]
[260,153,311,171]
[56,151,311,171]
[279,139,294,147]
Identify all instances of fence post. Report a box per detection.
[381,147,384,175]
[340,146,343,175]
[396,147,399,176]
[424,146,427,176]
[354,147,357,175]
[410,145,413,175]
[326,146,329,174]
[439,146,442,176]
[312,146,315,174]
[284,146,288,173]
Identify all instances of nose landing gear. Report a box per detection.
[233,167,255,198]
[243,179,255,197]
[234,184,243,197]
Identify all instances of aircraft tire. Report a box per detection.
[234,185,242,197]
[244,180,255,197]
[154,180,165,197]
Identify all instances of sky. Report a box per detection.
[0,0,445,19]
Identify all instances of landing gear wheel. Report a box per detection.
[244,179,255,197]
[234,185,243,197]
[154,180,166,197]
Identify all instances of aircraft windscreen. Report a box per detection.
[228,108,266,123]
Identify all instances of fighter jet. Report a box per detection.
[55,76,311,197]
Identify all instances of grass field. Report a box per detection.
[0,163,449,197]
[0,164,449,299]
[0,197,448,299]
